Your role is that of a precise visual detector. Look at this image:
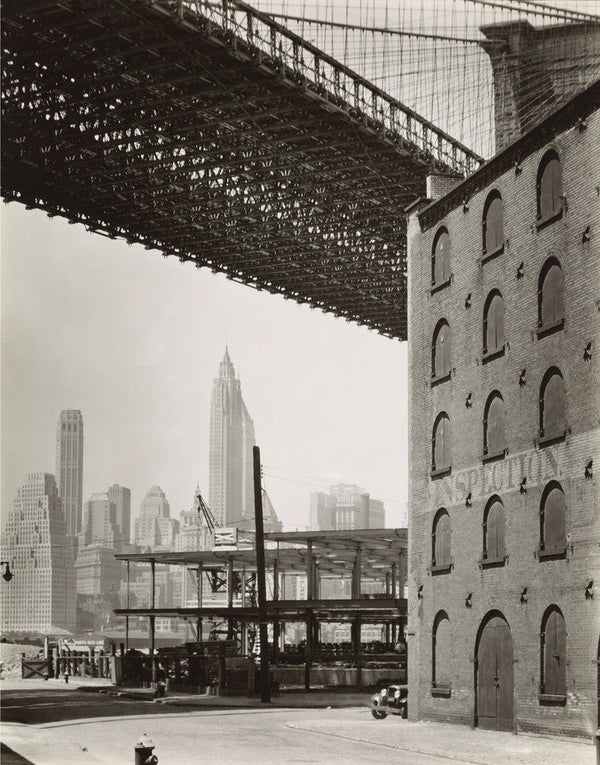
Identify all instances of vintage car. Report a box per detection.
[370,683,408,719]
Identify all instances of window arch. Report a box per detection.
[540,482,567,555]
[540,606,566,698]
[538,258,564,331]
[483,496,505,562]
[483,392,505,458]
[432,227,451,288]
[539,368,566,441]
[432,610,452,692]
[432,320,451,380]
[537,150,562,222]
[432,509,451,569]
[432,413,451,474]
[483,290,505,357]
[482,191,504,256]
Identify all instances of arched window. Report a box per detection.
[539,368,566,441]
[540,482,567,555]
[483,191,504,257]
[538,258,564,331]
[483,290,505,357]
[432,611,452,693]
[537,150,562,222]
[540,606,566,698]
[432,509,451,569]
[432,227,451,288]
[483,496,505,562]
[483,392,505,458]
[432,413,451,474]
[432,320,451,380]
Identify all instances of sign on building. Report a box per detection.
[213,527,238,549]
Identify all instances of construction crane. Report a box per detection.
[195,490,219,534]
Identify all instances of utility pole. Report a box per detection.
[253,445,271,702]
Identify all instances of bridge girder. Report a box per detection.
[1,0,482,339]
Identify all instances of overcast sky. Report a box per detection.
[1,204,408,533]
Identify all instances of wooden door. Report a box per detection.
[477,616,513,731]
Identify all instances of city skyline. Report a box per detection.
[2,205,408,535]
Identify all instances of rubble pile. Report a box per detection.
[0,643,42,678]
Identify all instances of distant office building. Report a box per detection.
[209,348,281,532]
[107,484,131,550]
[56,409,84,537]
[75,545,123,596]
[1,473,76,632]
[134,485,179,550]
[79,492,118,548]
[262,489,283,533]
[310,484,386,530]
[177,488,213,552]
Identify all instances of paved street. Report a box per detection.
[1,687,239,725]
[0,681,595,765]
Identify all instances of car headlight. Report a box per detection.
[394,690,401,699]
[380,688,387,696]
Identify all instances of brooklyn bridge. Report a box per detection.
[2,0,599,339]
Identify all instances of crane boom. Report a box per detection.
[196,491,218,533]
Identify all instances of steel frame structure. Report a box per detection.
[115,528,408,687]
[2,0,482,339]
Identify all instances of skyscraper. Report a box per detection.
[134,485,179,550]
[310,483,386,530]
[209,348,257,530]
[1,473,77,632]
[107,484,131,550]
[55,409,84,537]
[79,492,118,548]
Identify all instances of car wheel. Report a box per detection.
[401,707,408,719]
[371,709,387,720]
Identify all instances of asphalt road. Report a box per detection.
[1,688,230,724]
[1,686,593,765]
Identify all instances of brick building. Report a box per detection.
[406,83,599,738]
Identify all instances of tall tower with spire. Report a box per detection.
[208,348,259,530]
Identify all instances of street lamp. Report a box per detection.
[1,561,13,582]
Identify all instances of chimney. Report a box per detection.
[426,172,463,202]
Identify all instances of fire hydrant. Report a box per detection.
[134,734,157,765]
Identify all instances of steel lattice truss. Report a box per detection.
[1,0,482,339]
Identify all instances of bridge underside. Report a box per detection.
[1,1,473,339]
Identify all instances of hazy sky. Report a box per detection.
[1,204,408,533]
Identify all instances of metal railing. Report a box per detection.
[156,0,483,175]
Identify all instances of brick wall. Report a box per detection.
[407,105,600,738]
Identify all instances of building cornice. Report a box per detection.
[418,81,600,232]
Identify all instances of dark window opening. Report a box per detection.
[484,392,505,458]
[540,606,566,700]
[432,413,451,475]
[432,228,451,289]
[539,369,566,442]
[432,509,451,570]
[539,483,567,555]
[537,151,562,223]
[432,321,451,381]
[538,259,564,334]
[432,611,452,694]
[483,192,504,257]
[482,497,505,563]
[483,291,505,358]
